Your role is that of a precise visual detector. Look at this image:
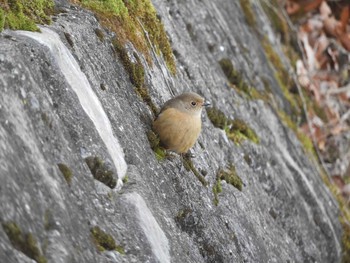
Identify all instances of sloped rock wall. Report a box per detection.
[0,0,342,262]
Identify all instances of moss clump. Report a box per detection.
[213,165,243,205]
[2,222,47,263]
[90,226,124,254]
[74,0,176,75]
[147,130,166,161]
[0,0,54,32]
[122,175,128,183]
[219,58,269,101]
[219,165,243,191]
[206,107,259,144]
[239,0,256,28]
[113,38,158,115]
[57,163,73,185]
[182,155,208,187]
[85,156,116,188]
[206,106,229,130]
[230,119,259,144]
[212,179,222,206]
[219,58,250,95]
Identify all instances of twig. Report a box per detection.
[327,83,350,95]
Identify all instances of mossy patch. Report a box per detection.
[85,156,116,188]
[147,130,166,161]
[277,110,316,157]
[239,0,256,28]
[212,179,223,206]
[182,155,208,187]
[57,163,73,185]
[322,176,350,262]
[261,36,301,117]
[73,0,176,75]
[113,37,158,115]
[90,226,124,254]
[2,221,47,263]
[206,107,259,144]
[219,58,269,101]
[261,0,289,43]
[0,0,54,32]
[213,164,243,205]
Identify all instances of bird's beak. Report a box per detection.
[202,100,211,107]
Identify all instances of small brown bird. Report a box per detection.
[153,92,210,154]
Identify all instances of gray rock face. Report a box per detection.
[0,0,342,263]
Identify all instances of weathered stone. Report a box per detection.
[0,0,342,263]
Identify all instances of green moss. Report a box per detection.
[0,0,54,32]
[206,105,228,130]
[239,0,256,28]
[213,164,243,205]
[57,163,73,185]
[90,226,124,253]
[74,0,176,75]
[230,119,259,144]
[85,156,117,188]
[219,58,269,101]
[113,38,158,115]
[219,165,243,191]
[147,130,166,161]
[0,7,5,31]
[261,0,289,43]
[277,110,316,157]
[2,222,47,263]
[261,37,301,117]
[78,0,128,16]
[206,107,259,144]
[182,155,208,187]
[212,179,222,206]
[122,175,128,184]
[321,176,350,262]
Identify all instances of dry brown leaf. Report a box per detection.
[296,60,310,87]
[323,16,339,37]
[339,5,350,33]
[339,33,350,51]
[301,0,323,13]
[300,33,318,70]
[330,123,345,135]
[286,1,300,15]
[319,1,332,19]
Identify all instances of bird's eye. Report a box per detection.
[191,101,197,106]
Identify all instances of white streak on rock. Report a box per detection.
[125,193,170,263]
[17,27,127,186]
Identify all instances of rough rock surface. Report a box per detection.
[0,0,343,262]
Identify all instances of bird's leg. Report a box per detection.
[183,150,196,159]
